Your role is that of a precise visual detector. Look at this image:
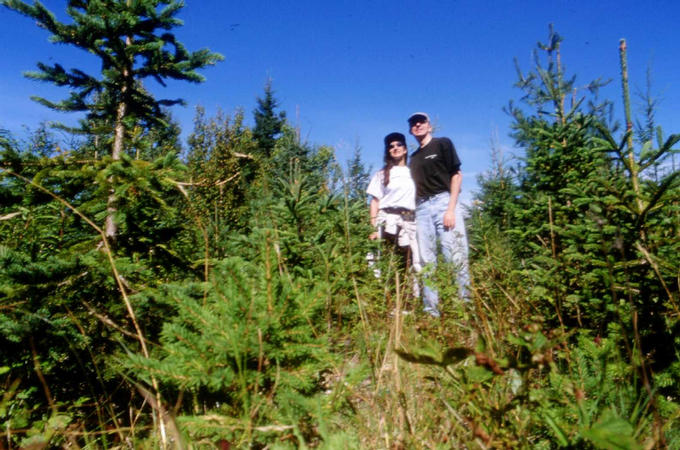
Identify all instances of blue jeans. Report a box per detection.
[416,192,470,316]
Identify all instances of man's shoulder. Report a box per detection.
[432,137,454,147]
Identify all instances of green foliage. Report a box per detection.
[253,79,287,158]
[472,142,522,232]
[0,125,198,447]
[244,162,372,329]
[2,0,224,241]
[344,144,371,201]
[2,19,679,448]
[125,256,333,443]
[469,26,679,448]
[536,334,648,449]
[1,0,223,133]
[186,106,258,249]
[120,159,371,446]
[266,125,337,193]
[395,326,651,448]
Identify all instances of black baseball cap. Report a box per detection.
[384,132,406,149]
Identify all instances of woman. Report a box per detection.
[366,132,421,275]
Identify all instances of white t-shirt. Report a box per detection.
[366,165,416,211]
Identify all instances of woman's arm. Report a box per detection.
[369,197,379,227]
[369,197,380,240]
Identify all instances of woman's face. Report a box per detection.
[388,141,407,161]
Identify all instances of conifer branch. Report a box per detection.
[1,168,150,358]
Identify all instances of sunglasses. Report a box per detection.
[388,142,405,149]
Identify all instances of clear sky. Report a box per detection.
[1,0,679,204]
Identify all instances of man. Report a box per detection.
[408,112,470,317]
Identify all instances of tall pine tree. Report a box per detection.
[2,0,223,239]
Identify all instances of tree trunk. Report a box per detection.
[105,101,126,240]
[105,33,132,241]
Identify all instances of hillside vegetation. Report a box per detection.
[0,4,678,448]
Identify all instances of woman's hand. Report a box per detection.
[369,231,379,240]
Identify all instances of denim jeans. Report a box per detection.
[415,192,470,316]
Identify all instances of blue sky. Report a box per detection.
[1,0,679,204]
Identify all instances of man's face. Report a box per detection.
[409,119,432,139]
[387,140,407,160]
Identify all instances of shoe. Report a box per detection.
[424,308,440,318]
[388,309,412,317]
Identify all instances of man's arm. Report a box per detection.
[443,171,462,229]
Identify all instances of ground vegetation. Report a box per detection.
[0,16,678,449]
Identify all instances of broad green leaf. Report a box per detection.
[580,410,641,450]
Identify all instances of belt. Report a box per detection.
[416,191,448,205]
[381,207,415,221]
[381,207,412,214]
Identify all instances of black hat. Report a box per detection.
[384,132,406,149]
[407,112,430,125]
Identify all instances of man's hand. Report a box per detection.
[443,209,456,229]
[369,231,379,240]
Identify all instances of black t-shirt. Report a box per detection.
[409,137,461,199]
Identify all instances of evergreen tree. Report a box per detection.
[186,106,258,253]
[470,135,522,236]
[2,0,223,239]
[252,79,286,158]
[345,144,371,201]
[471,27,680,410]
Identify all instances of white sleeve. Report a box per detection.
[366,171,384,199]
